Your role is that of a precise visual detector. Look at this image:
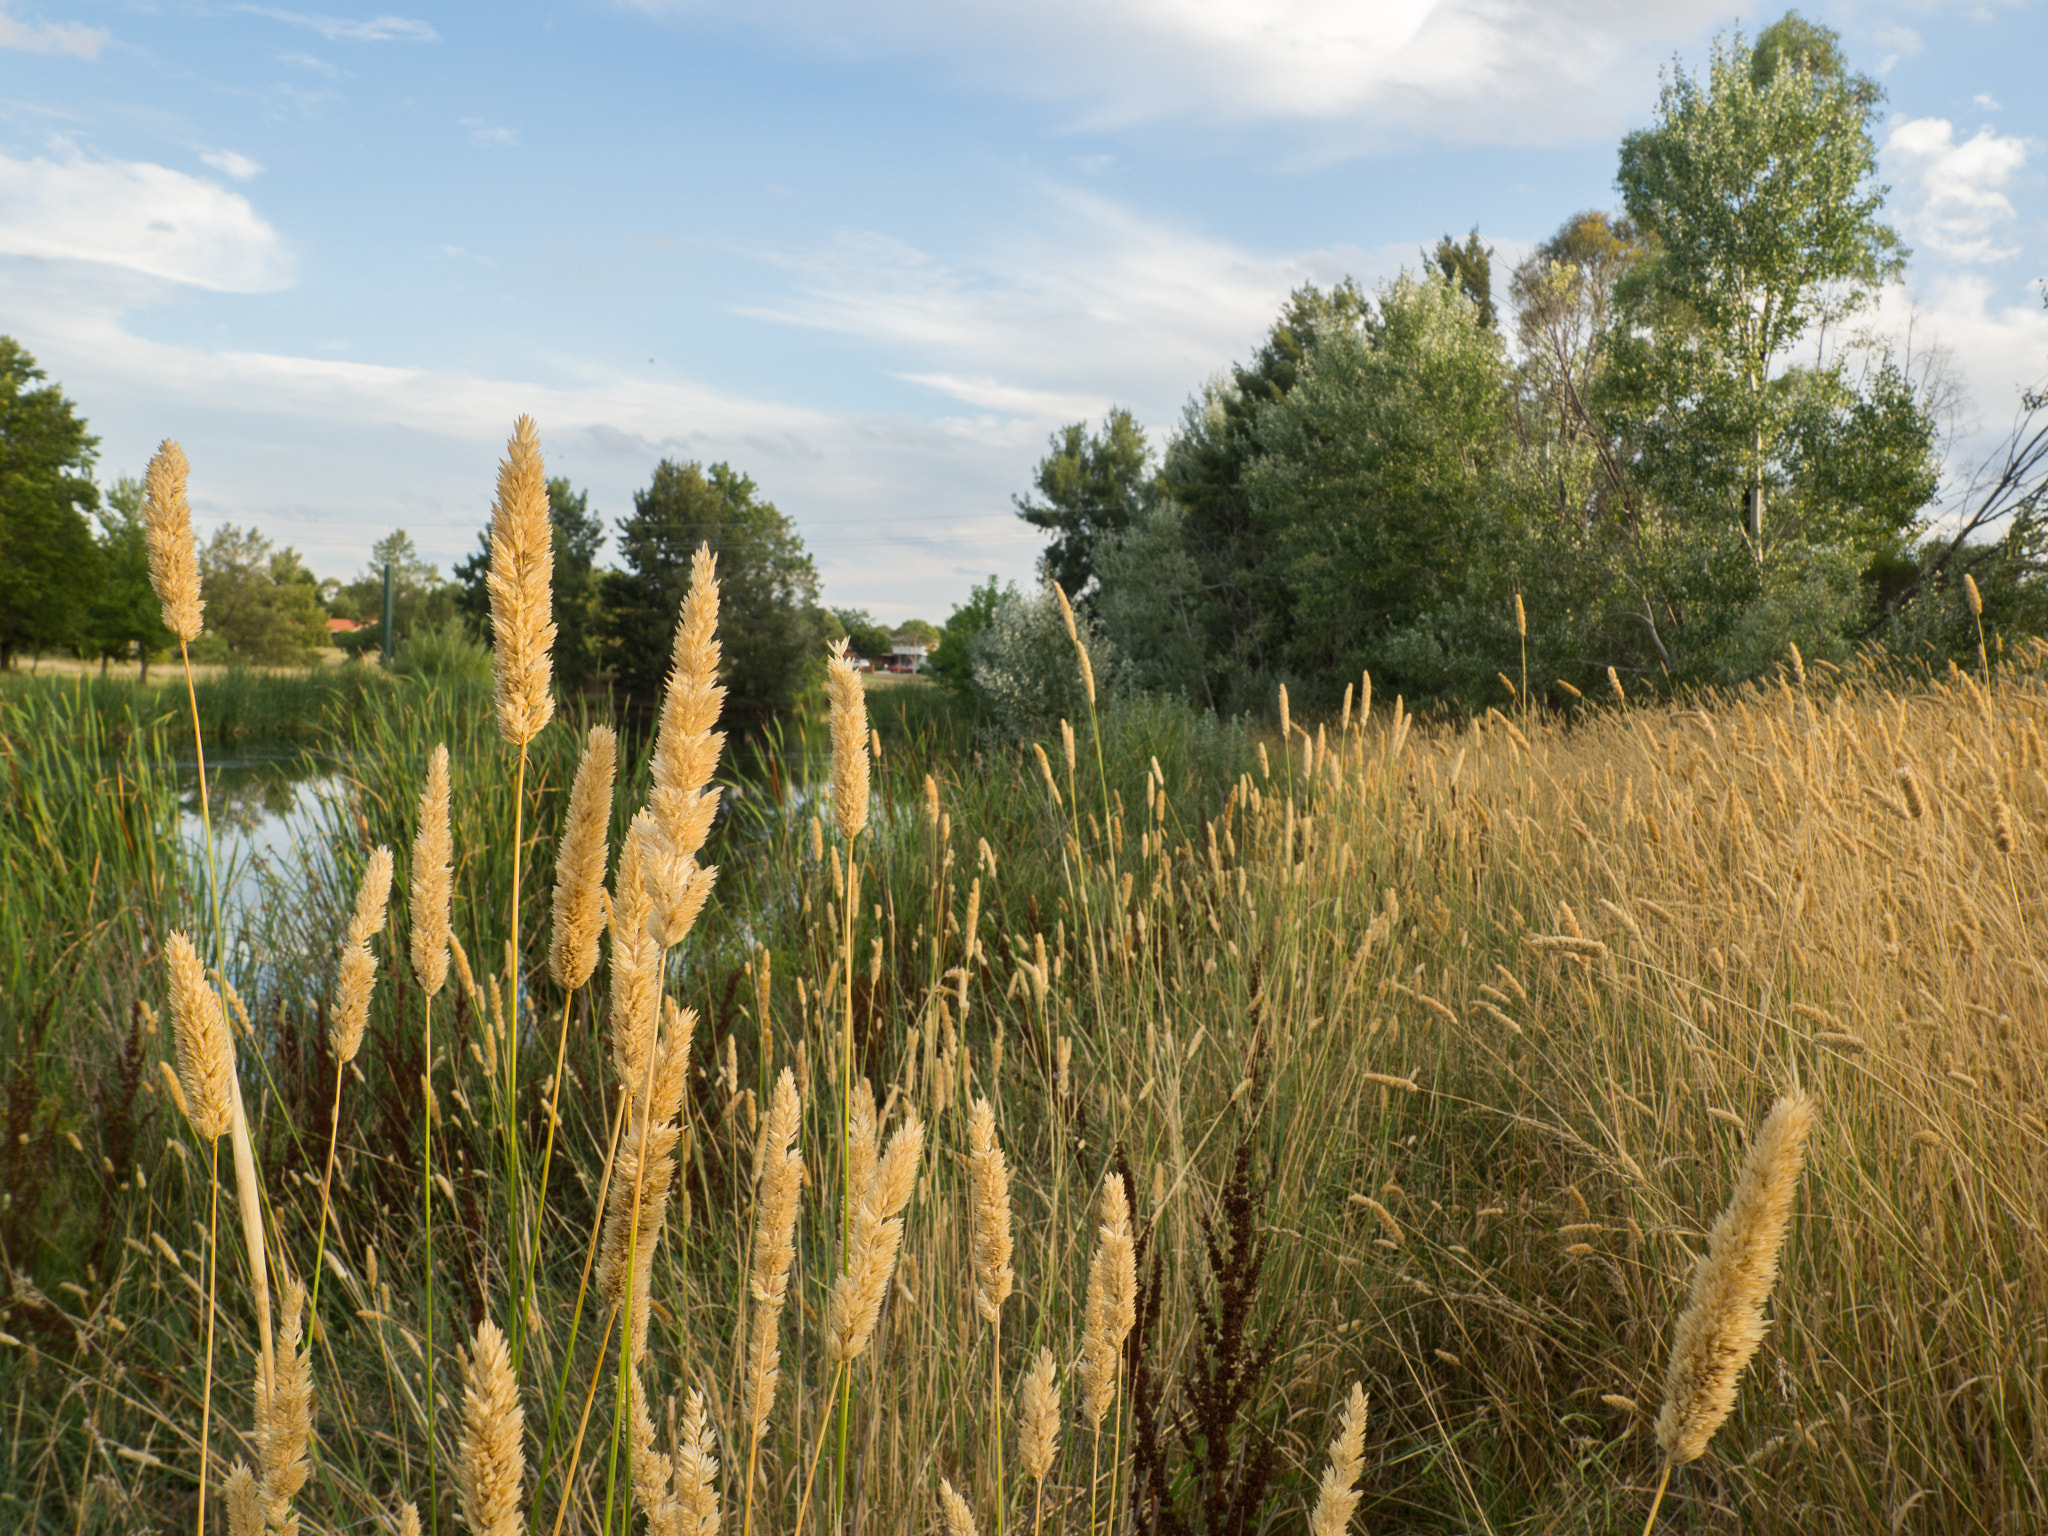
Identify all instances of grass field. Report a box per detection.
[2,622,2044,1535]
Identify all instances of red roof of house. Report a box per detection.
[327,617,363,633]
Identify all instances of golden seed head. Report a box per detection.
[347,845,395,949]
[1655,1089,1816,1467]
[1607,666,1626,703]
[142,440,204,643]
[1307,1382,1370,1536]
[223,1462,263,1536]
[1053,582,1079,644]
[549,726,617,988]
[409,744,453,998]
[488,414,557,747]
[1080,1172,1136,1426]
[165,931,233,1140]
[395,1503,422,1536]
[1514,591,1527,637]
[456,1318,526,1536]
[967,1096,1015,1322]
[674,1387,721,1536]
[1278,684,1290,741]
[745,1069,804,1437]
[1897,766,1926,820]
[939,1477,981,1536]
[826,638,871,840]
[1996,796,2018,854]
[1018,1346,1060,1483]
[330,847,392,1065]
[257,1277,313,1531]
[1965,573,1983,616]
[827,1113,924,1364]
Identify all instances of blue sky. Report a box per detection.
[3,0,2045,624]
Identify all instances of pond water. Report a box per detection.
[174,746,350,922]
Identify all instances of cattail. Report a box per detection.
[224,1463,263,1536]
[1080,1172,1136,1426]
[967,1097,1015,1322]
[938,1477,980,1536]
[488,415,556,747]
[1514,591,1527,637]
[745,1069,804,1437]
[1018,1347,1060,1483]
[1307,1383,1370,1536]
[410,745,453,997]
[675,1387,720,1536]
[1653,1089,1816,1469]
[549,726,617,987]
[257,1277,313,1533]
[166,931,233,1140]
[457,1318,525,1536]
[142,440,204,643]
[1965,573,1983,617]
[826,1113,924,1364]
[826,639,871,839]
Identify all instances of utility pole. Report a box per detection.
[381,562,395,666]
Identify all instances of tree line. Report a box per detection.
[988,13,2048,720]
[0,365,949,730]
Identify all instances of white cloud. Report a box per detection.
[0,3,107,57]
[1972,93,2001,112]
[627,0,1730,143]
[202,150,265,180]
[463,124,519,149]
[1885,117,2033,263]
[241,7,438,42]
[278,50,344,76]
[0,148,294,291]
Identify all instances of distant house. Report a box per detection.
[882,638,928,674]
[327,617,363,636]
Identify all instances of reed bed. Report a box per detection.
[4,431,2046,1536]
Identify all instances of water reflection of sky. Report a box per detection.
[175,748,347,923]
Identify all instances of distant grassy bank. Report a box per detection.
[0,664,413,747]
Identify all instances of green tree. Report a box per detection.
[930,576,1014,699]
[829,608,897,664]
[0,338,99,669]
[455,477,607,691]
[895,618,941,650]
[1429,228,1497,330]
[603,460,820,733]
[87,475,172,679]
[1014,406,1158,601]
[1612,15,1904,545]
[198,525,330,665]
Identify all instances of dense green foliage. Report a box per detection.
[603,459,822,732]
[0,339,100,670]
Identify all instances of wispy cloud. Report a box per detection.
[460,120,519,149]
[277,50,344,77]
[201,150,265,180]
[0,2,108,57]
[0,147,294,292]
[1885,117,2034,263]
[624,0,1729,144]
[241,7,438,43]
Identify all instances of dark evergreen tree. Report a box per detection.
[1013,406,1158,602]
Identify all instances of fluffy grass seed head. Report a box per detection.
[1019,1346,1060,1483]
[487,414,557,747]
[645,546,726,948]
[967,1096,1015,1322]
[549,725,617,988]
[142,440,204,643]
[166,931,233,1140]
[224,1462,263,1536]
[1654,1088,1817,1468]
[1308,1383,1370,1536]
[331,846,394,1065]
[826,638,871,840]
[827,1112,924,1364]
[410,745,453,997]
[1965,572,1984,616]
[258,1277,313,1534]
[938,1477,981,1536]
[1080,1171,1137,1426]
[675,1387,720,1536]
[745,1068,804,1437]
[395,1503,422,1536]
[456,1318,526,1536]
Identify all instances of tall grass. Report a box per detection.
[4,438,2045,1536]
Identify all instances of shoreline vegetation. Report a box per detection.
[2,429,2045,1536]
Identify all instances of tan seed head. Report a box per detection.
[487,415,557,747]
[409,745,453,997]
[142,440,205,643]
[166,931,233,1140]
[825,639,871,840]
